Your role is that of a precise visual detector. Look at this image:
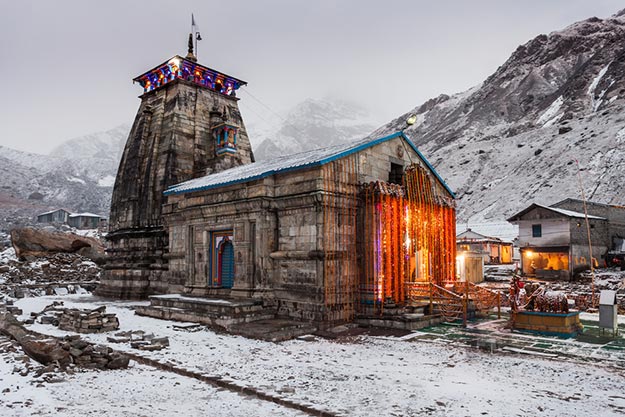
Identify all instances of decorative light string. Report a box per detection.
[362,163,456,311]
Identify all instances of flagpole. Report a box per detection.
[192,14,195,58]
[192,14,198,59]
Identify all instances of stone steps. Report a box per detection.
[227,319,318,342]
[135,294,281,332]
[147,294,267,316]
[356,313,444,331]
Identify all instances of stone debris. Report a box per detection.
[0,312,129,370]
[172,323,205,332]
[0,250,100,300]
[108,330,170,351]
[33,303,119,333]
[0,298,23,316]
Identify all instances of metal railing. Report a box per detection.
[406,280,502,325]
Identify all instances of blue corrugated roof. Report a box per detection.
[164,131,455,197]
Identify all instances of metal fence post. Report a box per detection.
[463,280,468,327]
[429,283,433,315]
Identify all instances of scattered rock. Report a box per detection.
[35,303,119,334]
[10,227,105,261]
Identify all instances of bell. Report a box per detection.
[196,32,203,41]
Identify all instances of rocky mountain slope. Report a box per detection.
[249,98,378,160]
[0,125,129,231]
[374,10,625,223]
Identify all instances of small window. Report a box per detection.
[532,224,542,238]
[389,163,404,185]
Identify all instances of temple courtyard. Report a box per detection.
[1,294,624,416]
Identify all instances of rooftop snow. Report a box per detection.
[508,203,606,221]
[165,132,454,197]
[68,212,103,218]
[38,208,70,216]
[457,222,519,242]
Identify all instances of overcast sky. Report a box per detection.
[1,0,623,154]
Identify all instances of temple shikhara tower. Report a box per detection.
[97,39,254,298]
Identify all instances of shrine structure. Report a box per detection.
[98,36,477,333]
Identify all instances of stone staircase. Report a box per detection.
[356,302,444,330]
[135,294,316,341]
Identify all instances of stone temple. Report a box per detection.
[98,40,458,332]
[98,43,254,299]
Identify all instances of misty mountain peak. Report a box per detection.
[373,11,625,222]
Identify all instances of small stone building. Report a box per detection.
[507,203,610,279]
[37,209,71,224]
[456,228,513,264]
[68,213,106,229]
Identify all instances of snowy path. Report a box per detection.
[12,295,625,416]
[0,336,305,417]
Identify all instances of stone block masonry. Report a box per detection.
[99,65,254,299]
[57,306,120,334]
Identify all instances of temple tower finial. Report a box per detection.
[186,33,197,62]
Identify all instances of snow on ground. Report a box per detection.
[66,176,86,185]
[587,62,611,111]
[536,95,563,126]
[12,295,625,416]
[0,336,302,417]
[0,247,16,263]
[97,175,116,187]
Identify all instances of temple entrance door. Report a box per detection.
[219,240,235,289]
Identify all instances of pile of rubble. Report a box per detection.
[30,303,119,333]
[0,298,23,316]
[108,330,170,351]
[0,248,100,299]
[550,268,625,312]
[0,312,129,371]
[31,302,169,351]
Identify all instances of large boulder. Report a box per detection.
[10,227,105,261]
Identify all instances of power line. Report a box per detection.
[239,88,310,139]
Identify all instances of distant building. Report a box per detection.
[456,228,513,264]
[36,209,106,229]
[507,203,611,280]
[551,199,625,250]
[68,213,106,229]
[36,209,71,224]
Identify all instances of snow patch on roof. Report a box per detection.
[69,213,103,218]
[38,209,70,216]
[537,204,605,220]
[457,222,519,243]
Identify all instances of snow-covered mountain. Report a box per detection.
[0,125,129,231]
[248,98,379,160]
[374,10,625,223]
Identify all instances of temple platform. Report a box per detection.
[513,310,583,338]
[135,294,316,341]
[356,303,445,330]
